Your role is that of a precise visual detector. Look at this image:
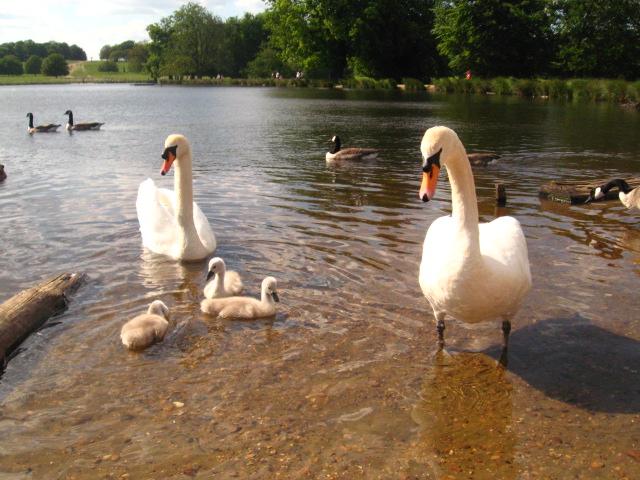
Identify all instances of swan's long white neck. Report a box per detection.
[445,144,480,255]
[261,288,274,304]
[174,150,203,253]
[212,267,226,296]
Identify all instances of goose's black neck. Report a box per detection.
[330,136,341,154]
[66,111,74,126]
[602,178,632,194]
[27,113,34,129]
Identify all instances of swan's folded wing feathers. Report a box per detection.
[224,271,244,295]
[136,179,179,256]
[192,199,216,252]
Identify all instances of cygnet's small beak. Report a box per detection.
[206,270,215,281]
[272,291,280,302]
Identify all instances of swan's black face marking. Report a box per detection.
[272,291,280,302]
[423,148,442,177]
[162,145,178,160]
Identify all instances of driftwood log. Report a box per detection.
[0,164,6,182]
[0,273,84,364]
[539,177,640,204]
[495,183,507,205]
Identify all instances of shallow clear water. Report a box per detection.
[0,85,639,478]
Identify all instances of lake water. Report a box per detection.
[1,84,639,478]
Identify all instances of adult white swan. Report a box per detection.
[136,134,216,261]
[418,126,531,351]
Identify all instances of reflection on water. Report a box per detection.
[1,86,639,477]
[412,353,514,479]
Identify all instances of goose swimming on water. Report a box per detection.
[26,113,60,134]
[64,110,104,131]
[586,178,640,211]
[326,135,378,161]
[418,126,531,354]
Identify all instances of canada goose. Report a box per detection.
[326,135,378,161]
[418,126,531,351]
[64,110,104,131]
[200,276,279,320]
[0,164,6,182]
[467,152,500,166]
[26,113,60,134]
[120,300,170,350]
[136,134,216,261]
[204,257,243,298]
[586,178,640,211]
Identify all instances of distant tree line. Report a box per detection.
[138,0,640,82]
[0,40,86,62]
[0,40,83,76]
[99,40,149,72]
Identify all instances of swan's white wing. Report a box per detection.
[192,200,216,252]
[136,179,179,257]
[480,216,531,281]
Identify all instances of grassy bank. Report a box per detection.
[433,77,640,103]
[0,61,152,85]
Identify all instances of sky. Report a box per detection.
[0,0,267,60]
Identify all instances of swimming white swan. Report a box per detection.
[204,257,244,299]
[586,179,640,211]
[326,135,378,161]
[120,300,170,350]
[26,113,60,133]
[201,276,279,320]
[418,126,531,350]
[136,134,216,261]
[63,110,104,131]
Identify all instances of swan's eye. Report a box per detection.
[423,148,442,174]
[162,145,178,160]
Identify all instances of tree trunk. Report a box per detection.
[0,273,84,364]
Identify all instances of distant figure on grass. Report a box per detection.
[465,69,472,80]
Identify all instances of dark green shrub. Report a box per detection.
[97,61,119,72]
[513,79,536,97]
[491,77,513,95]
[41,53,69,76]
[402,77,424,91]
[0,55,23,75]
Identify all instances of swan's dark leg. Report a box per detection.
[501,319,511,348]
[499,319,511,367]
[435,312,446,349]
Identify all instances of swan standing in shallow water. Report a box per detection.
[201,277,279,320]
[418,126,531,351]
[586,179,640,211]
[121,300,170,350]
[136,134,216,261]
[204,257,244,299]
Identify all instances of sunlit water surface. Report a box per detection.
[0,85,639,478]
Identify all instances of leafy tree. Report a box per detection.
[127,43,149,72]
[69,44,87,60]
[552,0,640,78]
[224,13,268,77]
[24,55,42,74]
[246,45,289,77]
[433,0,552,77]
[0,55,23,75]
[99,45,112,60]
[41,53,69,76]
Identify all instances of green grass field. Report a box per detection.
[0,61,152,85]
